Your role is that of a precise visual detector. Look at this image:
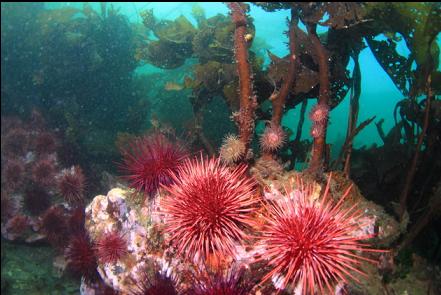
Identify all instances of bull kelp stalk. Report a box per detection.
[292,99,307,167]
[261,10,298,159]
[398,75,433,222]
[194,111,216,156]
[271,11,297,126]
[336,51,375,177]
[306,23,330,175]
[228,2,257,155]
[343,51,361,177]
[399,181,441,252]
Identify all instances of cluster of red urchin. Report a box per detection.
[119,133,188,197]
[114,128,386,293]
[65,230,129,283]
[1,115,102,286]
[259,122,286,152]
[257,175,383,294]
[309,103,329,139]
[160,156,257,262]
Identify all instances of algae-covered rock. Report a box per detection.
[327,171,401,247]
[85,187,184,293]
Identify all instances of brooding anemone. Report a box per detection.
[309,103,329,124]
[219,134,246,164]
[259,122,286,152]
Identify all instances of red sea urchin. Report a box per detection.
[129,271,178,295]
[31,156,57,186]
[41,206,68,248]
[2,127,28,156]
[2,158,25,190]
[161,156,257,262]
[94,231,128,264]
[4,215,29,238]
[68,206,86,234]
[119,134,187,197]
[65,232,99,283]
[24,185,52,216]
[58,166,86,206]
[33,131,57,155]
[187,265,253,295]
[259,122,286,152]
[1,191,20,222]
[258,176,384,294]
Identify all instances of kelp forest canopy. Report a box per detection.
[1,0,441,279]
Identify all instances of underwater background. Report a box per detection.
[1,2,440,294]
